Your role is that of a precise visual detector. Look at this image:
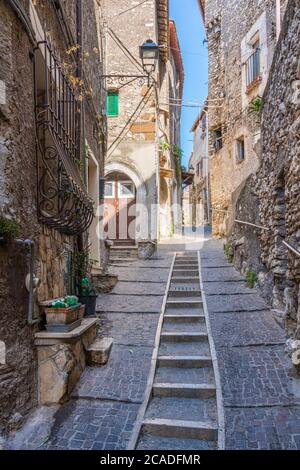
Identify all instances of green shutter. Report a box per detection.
[107,91,119,116]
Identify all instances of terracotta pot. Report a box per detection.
[45,305,79,325]
[78,304,86,319]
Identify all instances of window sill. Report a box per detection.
[246,76,262,95]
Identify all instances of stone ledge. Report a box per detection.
[34,318,99,346]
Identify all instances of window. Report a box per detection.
[213,128,223,152]
[107,91,119,117]
[246,37,260,88]
[119,182,135,198]
[236,137,245,162]
[104,182,115,198]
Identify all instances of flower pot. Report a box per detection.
[78,295,97,317]
[78,304,86,319]
[45,305,79,325]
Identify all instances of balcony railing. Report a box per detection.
[34,35,94,235]
[245,48,260,88]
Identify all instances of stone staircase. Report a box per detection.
[135,252,221,450]
[109,246,138,265]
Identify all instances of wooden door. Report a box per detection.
[103,176,136,245]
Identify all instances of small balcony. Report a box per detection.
[34,35,94,236]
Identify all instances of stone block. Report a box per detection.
[86,337,113,366]
[138,240,157,259]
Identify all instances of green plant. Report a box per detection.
[246,270,258,289]
[224,243,233,263]
[79,277,97,297]
[160,141,170,153]
[249,96,263,114]
[0,216,20,239]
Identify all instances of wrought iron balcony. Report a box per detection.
[33,35,94,235]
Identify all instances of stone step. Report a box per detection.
[109,258,135,264]
[174,263,199,268]
[165,306,204,316]
[162,321,207,333]
[166,300,203,308]
[153,383,216,399]
[161,332,208,342]
[159,340,210,357]
[85,337,113,366]
[142,418,218,441]
[145,396,217,423]
[170,277,199,284]
[157,356,212,368]
[155,366,215,385]
[168,290,202,298]
[137,432,217,450]
[172,270,199,277]
[164,314,205,323]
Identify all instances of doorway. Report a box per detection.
[103,172,136,246]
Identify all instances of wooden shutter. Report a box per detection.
[107,91,118,116]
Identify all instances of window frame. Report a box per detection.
[236,137,246,163]
[104,181,115,198]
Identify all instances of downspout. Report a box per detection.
[15,239,40,325]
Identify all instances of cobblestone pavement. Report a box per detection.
[201,239,300,450]
[7,249,173,450]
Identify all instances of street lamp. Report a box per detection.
[140,39,159,77]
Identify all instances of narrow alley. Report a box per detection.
[0,0,300,460]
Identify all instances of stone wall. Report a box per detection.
[0,0,106,434]
[257,0,300,336]
[228,0,300,369]
[205,0,277,236]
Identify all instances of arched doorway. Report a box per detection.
[104,171,137,246]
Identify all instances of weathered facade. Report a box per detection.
[0,0,106,435]
[201,0,300,370]
[189,108,210,226]
[200,0,278,236]
[102,0,183,243]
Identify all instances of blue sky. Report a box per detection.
[170,0,208,167]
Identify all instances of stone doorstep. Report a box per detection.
[34,318,99,346]
[86,337,114,366]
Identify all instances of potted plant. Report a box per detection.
[78,277,98,317]
[44,296,82,325]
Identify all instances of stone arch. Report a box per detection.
[105,161,148,240]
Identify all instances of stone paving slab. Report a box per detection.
[206,292,267,313]
[204,281,254,295]
[112,281,166,296]
[217,345,294,407]
[225,406,300,450]
[43,399,139,450]
[97,294,163,313]
[99,312,160,346]
[201,239,300,450]
[72,345,152,403]
[202,267,242,282]
[109,267,170,282]
[209,310,285,347]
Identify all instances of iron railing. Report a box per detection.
[34,35,94,235]
[245,48,260,88]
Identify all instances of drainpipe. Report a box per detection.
[15,239,40,325]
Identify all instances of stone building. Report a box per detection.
[0,0,106,435]
[199,0,281,236]
[200,0,300,370]
[189,107,210,226]
[102,0,184,244]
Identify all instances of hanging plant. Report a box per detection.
[249,96,263,114]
